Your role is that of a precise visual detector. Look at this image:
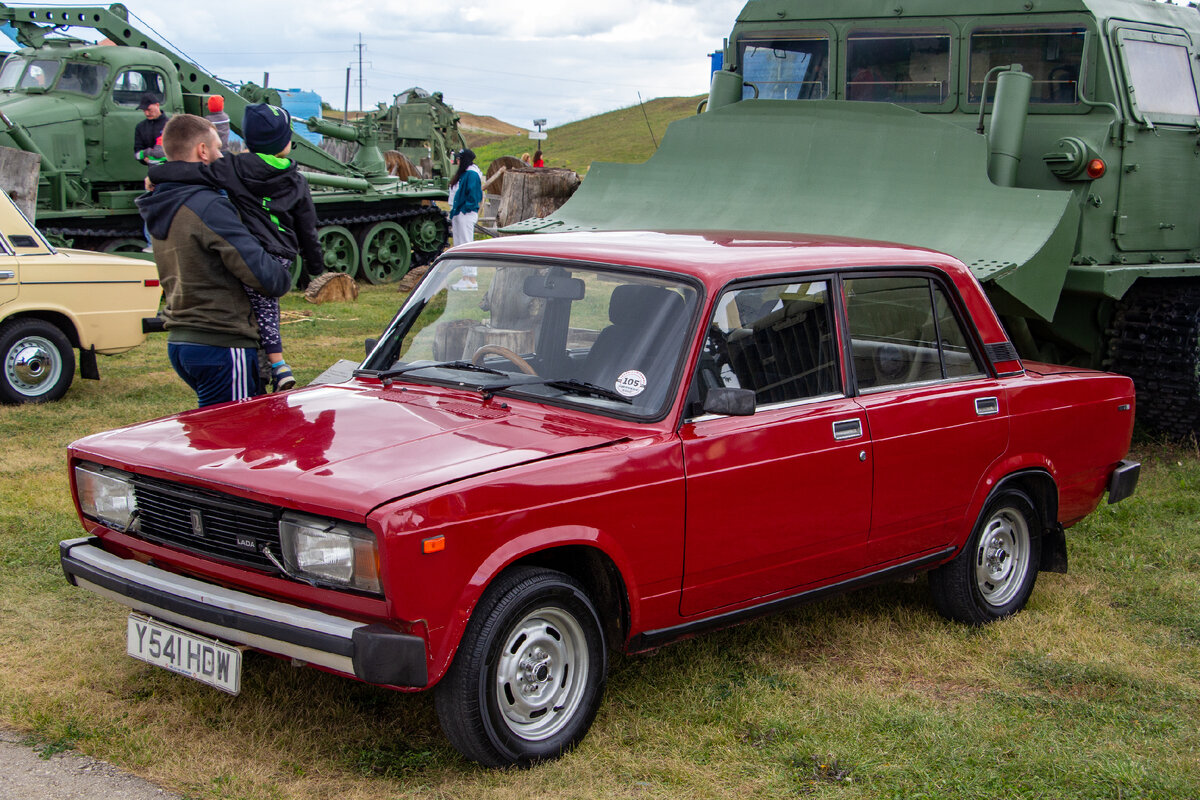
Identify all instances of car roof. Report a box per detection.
[448,230,967,286]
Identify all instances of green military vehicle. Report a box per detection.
[509,0,1200,436]
[367,87,468,180]
[0,3,449,284]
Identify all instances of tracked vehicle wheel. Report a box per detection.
[407,208,449,266]
[316,225,360,279]
[1108,281,1200,438]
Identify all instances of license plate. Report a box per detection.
[126,614,242,695]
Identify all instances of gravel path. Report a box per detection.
[0,728,179,800]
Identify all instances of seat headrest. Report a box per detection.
[609,284,679,327]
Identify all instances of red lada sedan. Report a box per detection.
[61,231,1139,767]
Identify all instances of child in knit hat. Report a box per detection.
[196,102,324,391]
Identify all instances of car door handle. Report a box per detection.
[0,270,13,280]
[975,396,1000,416]
[833,418,863,441]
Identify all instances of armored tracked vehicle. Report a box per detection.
[0,3,449,283]
[509,0,1200,436]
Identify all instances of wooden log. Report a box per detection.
[304,271,359,304]
[0,146,41,219]
[384,150,420,180]
[496,167,581,228]
[484,156,524,194]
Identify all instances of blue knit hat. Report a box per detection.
[242,103,292,155]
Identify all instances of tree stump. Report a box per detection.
[496,168,581,228]
[304,272,359,304]
[0,146,41,219]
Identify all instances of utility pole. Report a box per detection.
[356,33,365,113]
[344,66,350,123]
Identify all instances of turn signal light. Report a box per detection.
[1086,158,1106,179]
[144,279,160,287]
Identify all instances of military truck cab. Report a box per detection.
[520,0,1200,436]
[0,41,181,216]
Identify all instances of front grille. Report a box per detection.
[130,475,282,572]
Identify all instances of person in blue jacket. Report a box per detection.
[449,148,483,290]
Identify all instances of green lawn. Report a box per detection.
[0,283,1197,798]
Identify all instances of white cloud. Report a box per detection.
[31,0,746,126]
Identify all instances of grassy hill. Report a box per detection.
[466,95,704,175]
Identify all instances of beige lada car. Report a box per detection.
[0,190,161,403]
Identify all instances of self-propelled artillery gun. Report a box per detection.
[509,0,1200,436]
[0,3,449,283]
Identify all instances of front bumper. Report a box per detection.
[59,537,428,688]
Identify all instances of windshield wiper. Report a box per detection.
[373,360,509,382]
[482,376,634,404]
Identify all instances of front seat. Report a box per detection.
[580,284,686,389]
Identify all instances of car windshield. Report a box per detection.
[362,259,701,418]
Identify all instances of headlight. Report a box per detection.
[279,513,381,594]
[74,463,137,532]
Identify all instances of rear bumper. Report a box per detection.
[59,537,428,688]
[1107,459,1141,505]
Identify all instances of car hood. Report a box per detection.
[71,383,632,519]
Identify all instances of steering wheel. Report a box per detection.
[471,345,536,375]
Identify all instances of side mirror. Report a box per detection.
[364,338,378,356]
[702,387,756,417]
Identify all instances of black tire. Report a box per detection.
[929,489,1041,625]
[434,567,607,767]
[0,318,75,404]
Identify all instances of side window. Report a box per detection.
[845,276,985,391]
[1120,36,1199,120]
[846,28,952,104]
[969,27,1086,104]
[112,69,165,107]
[57,62,109,97]
[696,280,841,409]
[739,33,830,100]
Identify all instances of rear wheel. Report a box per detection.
[0,318,75,404]
[434,567,607,767]
[929,489,1041,625]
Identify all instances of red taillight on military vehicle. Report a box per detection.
[1086,159,1106,179]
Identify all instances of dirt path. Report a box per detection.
[0,728,179,800]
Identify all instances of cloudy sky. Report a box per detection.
[88,0,748,130]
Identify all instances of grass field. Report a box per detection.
[1,284,1198,799]
[470,95,704,175]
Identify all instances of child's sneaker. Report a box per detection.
[271,361,296,391]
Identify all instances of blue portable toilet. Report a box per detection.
[709,50,723,75]
[278,89,323,145]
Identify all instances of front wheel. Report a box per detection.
[929,489,1041,625]
[0,318,75,404]
[434,567,607,767]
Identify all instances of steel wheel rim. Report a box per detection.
[974,507,1031,607]
[5,335,62,397]
[317,226,360,278]
[408,214,444,252]
[493,605,589,742]
[360,222,411,284]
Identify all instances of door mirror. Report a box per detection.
[702,387,756,416]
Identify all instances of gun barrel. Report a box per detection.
[306,116,363,143]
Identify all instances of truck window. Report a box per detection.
[1122,39,1199,118]
[111,69,166,107]
[15,59,61,91]
[969,27,1086,104]
[740,33,829,100]
[846,29,951,104]
[0,57,27,91]
[57,62,109,98]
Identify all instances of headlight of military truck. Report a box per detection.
[279,513,381,594]
[74,463,137,532]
